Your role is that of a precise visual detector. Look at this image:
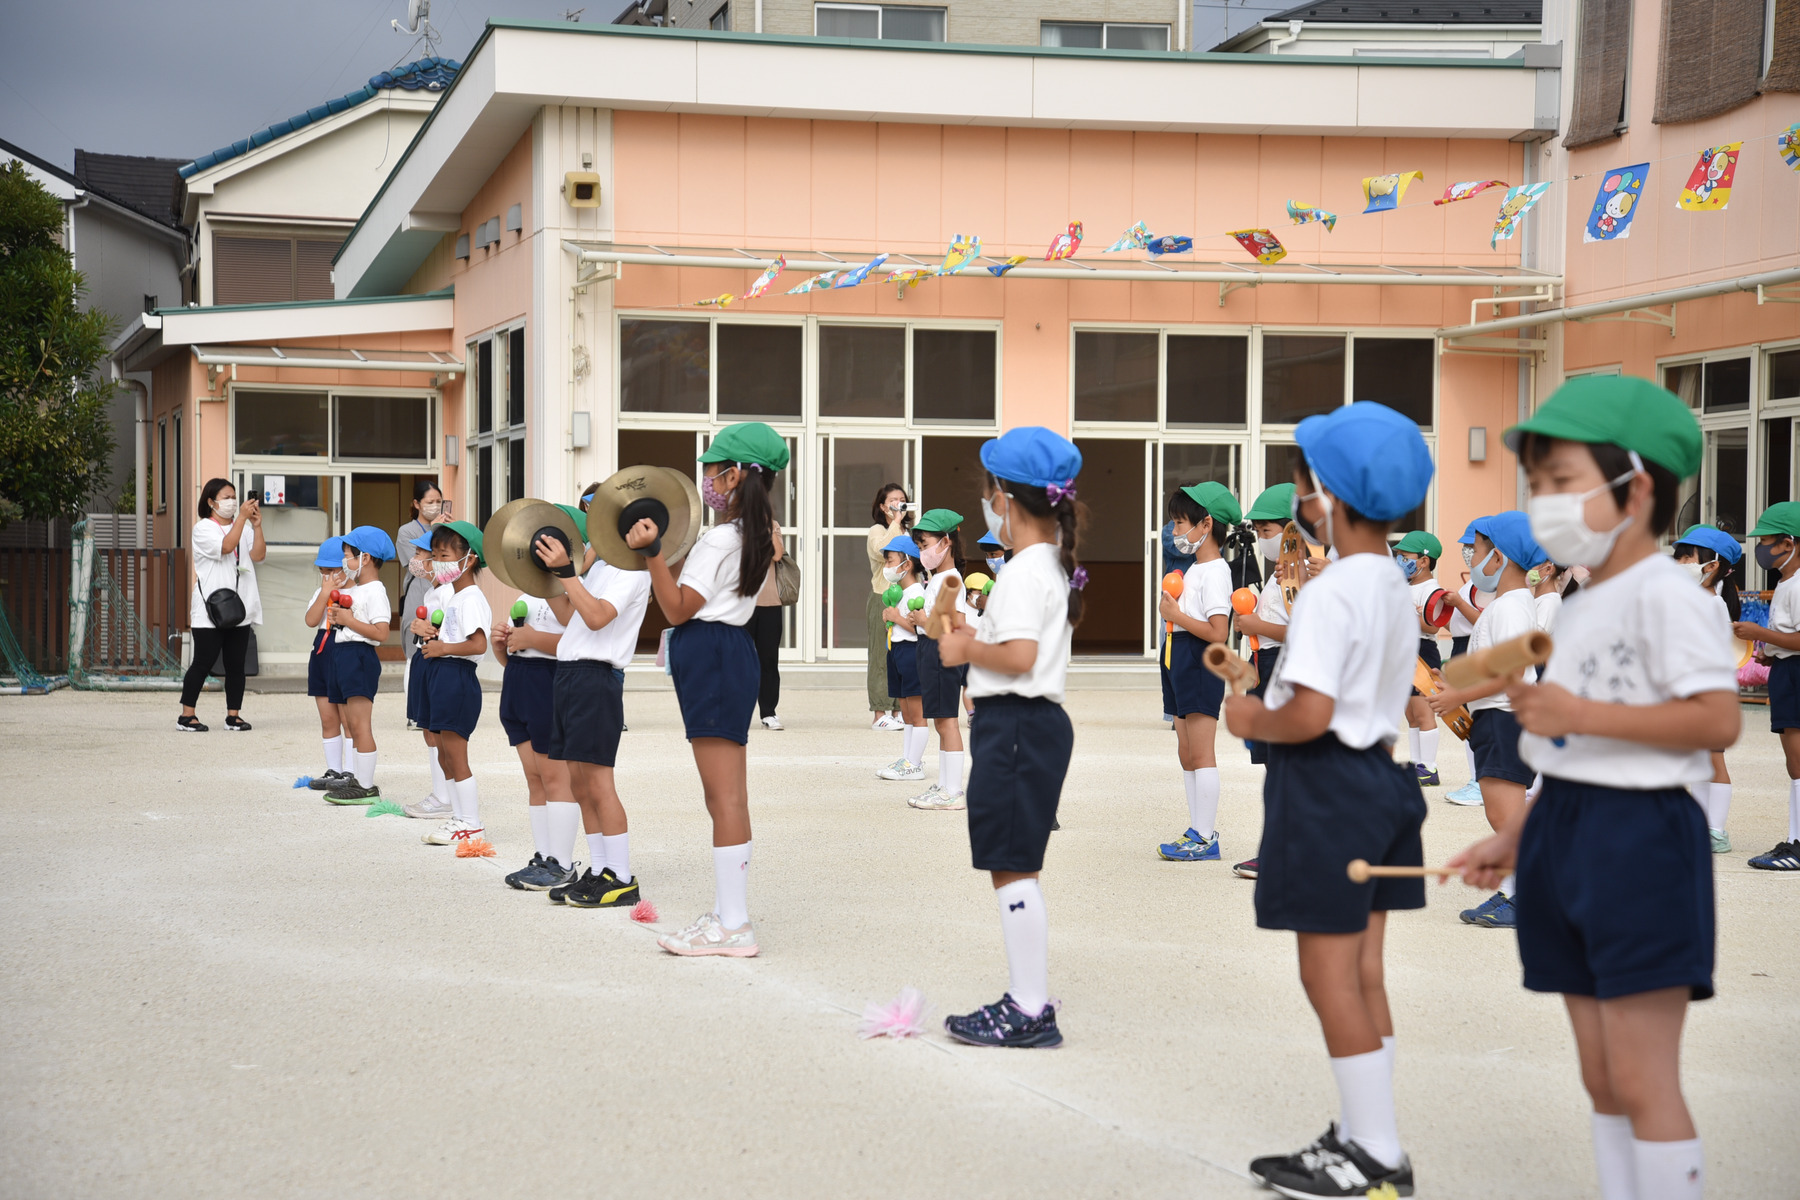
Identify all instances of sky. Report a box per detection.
[1,1,1287,170]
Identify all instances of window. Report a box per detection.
[173,410,183,547]
[1041,21,1169,50]
[709,3,729,29]
[1352,338,1434,428]
[815,3,945,41]
[1167,335,1248,426]
[468,325,528,528]
[235,389,330,457]
[1261,335,1345,425]
[157,419,167,511]
[621,319,709,414]
[212,234,343,304]
[1075,331,1252,427]
[1664,357,1751,413]
[336,395,432,461]
[717,324,803,419]
[1770,348,1800,402]
[912,329,996,422]
[820,325,905,418]
[1074,331,1158,422]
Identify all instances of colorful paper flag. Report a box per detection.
[1677,143,1741,211]
[1145,234,1193,256]
[742,255,786,300]
[1781,124,1800,172]
[1230,229,1287,265]
[693,293,735,308]
[1435,180,1507,206]
[830,253,889,289]
[888,266,936,295]
[986,255,1028,277]
[1044,221,1083,261]
[1285,202,1337,231]
[1362,170,1424,214]
[1490,182,1550,249]
[1104,220,1152,252]
[1584,164,1648,242]
[786,269,843,295]
[941,234,981,274]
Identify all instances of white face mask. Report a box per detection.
[981,494,1014,549]
[342,553,365,577]
[432,555,470,586]
[215,497,238,519]
[1678,560,1705,584]
[882,564,906,584]
[1255,534,1282,562]
[419,501,442,520]
[1526,456,1641,568]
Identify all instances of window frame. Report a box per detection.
[224,383,441,470]
[156,418,168,513]
[1040,20,1171,50]
[467,320,529,528]
[814,2,947,41]
[710,3,729,30]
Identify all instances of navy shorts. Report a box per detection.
[887,639,921,699]
[966,695,1074,873]
[548,659,625,766]
[1246,645,1283,766]
[668,619,758,744]
[1451,635,1470,660]
[1469,706,1534,786]
[499,655,557,753]
[424,657,482,740]
[330,641,380,703]
[306,627,334,699]
[916,636,966,720]
[1769,655,1800,732]
[405,650,429,725]
[1410,639,1442,698]
[1169,631,1225,719]
[1255,733,1427,933]
[1517,777,1714,1001]
[1160,641,1175,719]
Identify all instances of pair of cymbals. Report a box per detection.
[481,466,702,598]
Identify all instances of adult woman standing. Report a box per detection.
[750,518,786,730]
[178,478,265,731]
[396,480,446,657]
[865,483,911,731]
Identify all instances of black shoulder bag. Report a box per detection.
[203,539,247,629]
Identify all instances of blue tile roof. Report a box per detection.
[178,57,461,179]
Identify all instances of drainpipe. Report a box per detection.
[125,376,149,545]
[754,0,761,31]
[1268,19,1303,53]
[1177,0,1186,51]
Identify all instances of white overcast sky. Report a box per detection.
[2,0,1285,169]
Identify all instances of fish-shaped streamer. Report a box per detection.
[1285,202,1337,231]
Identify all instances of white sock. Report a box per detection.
[905,725,927,766]
[995,878,1049,1018]
[528,805,550,856]
[1183,769,1200,829]
[1381,1034,1396,1065]
[354,749,377,789]
[428,746,446,799]
[1407,728,1422,765]
[1500,873,1517,899]
[1591,1113,1637,1200]
[546,802,581,866]
[713,841,751,929]
[1330,1047,1403,1170]
[1419,728,1439,771]
[940,750,964,794]
[586,831,605,874]
[1526,773,1544,803]
[322,736,344,774]
[1789,779,1800,842]
[447,777,467,822]
[459,776,481,828]
[1193,767,1220,839]
[1632,1137,1703,1200]
[1706,782,1732,832]
[603,833,631,881]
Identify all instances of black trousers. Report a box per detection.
[748,605,783,718]
[182,624,250,710]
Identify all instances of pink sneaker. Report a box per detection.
[657,912,759,957]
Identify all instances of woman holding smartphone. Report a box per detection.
[866,483,913,731]
[178,478,265,731]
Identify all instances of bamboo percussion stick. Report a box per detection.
[1441,630,1554,690]
[924,576,964,640]
[1346,859,1459,883]
[1202,643,1259,694]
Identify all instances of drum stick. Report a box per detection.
[1346,859,1458,883]
[924,576,964,640]
[1202,643,1259,694]
[1441,630,1553,690]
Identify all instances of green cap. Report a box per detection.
[914,508,963,534]
[439,519,485,565]
[556,503,589,544]
[1394,530,1442,558]
[700,422,791,472]
[1504,375,1701,479]
[1180,481,1243,525]
[1245,482,1295,522]
[1749,502,1800,538]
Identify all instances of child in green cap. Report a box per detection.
[418,521,493,848]
[1731,500,1800,871]
[1228,483,1297,880]
[1393,530,1448,787]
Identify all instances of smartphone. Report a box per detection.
[440,500,454,518]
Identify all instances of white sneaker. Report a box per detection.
[909,786,966,811]
[872,714,902,731]
[761,715,784,731]
[1445,780,1486,806]
[877,758,924,782]
[657,911,759,957]
[423,816,484,845]
[403,794,452,819]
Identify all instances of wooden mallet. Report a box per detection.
[1347,859,1459,882]
[1441,629,1554,689]
[1202,642,1259,694]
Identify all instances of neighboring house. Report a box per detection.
[616,0,1200,51]
[1209,0,1542,57]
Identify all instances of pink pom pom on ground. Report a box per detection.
[629,899,659,924]
[455,837,496,858]
[1739,660,1770,688]
[858,987,929,1039]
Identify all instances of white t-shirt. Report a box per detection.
[1466,587,1538,712]
[889,580,926,643]
[190,519,262,627]
[922,567,979,635]
[334,579,393,646]
[409,583,450,653]
[1447,581,1482,639]
[1520,553,1738,788]
[1701,584,1731,634]
[1253,576,1289,642]
[967,542,1072,704]
[1180,557,1232,626]
[1263,552,1416,751]
[558,561,653,667]
[1768,574,1800,659]
[679,523,756,627]
[1409,576,1444,629]
[1534,591,1563,633]
[436,584,492,654]
[507,595,566,660]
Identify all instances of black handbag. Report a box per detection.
[203,541,246,628]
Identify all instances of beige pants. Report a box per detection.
[867,589,894,713]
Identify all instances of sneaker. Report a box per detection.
[657,911,759,957]
[1444,780,1485,805]
[1250,1125,1337,1184]
[1413,763,1440,787]
[223,715,253,732]
[1748,840,1800,870]
[1459,891,1516,928]
[176,715,208,733]
[506,852,577,891]
[307,770,352,791]
[1257,1124,1414,1198]
[1158,828,1221,862]
[1708,828,1732,855]
[565,867,641,909]
[402,794,452,819]
[1233,857,1259,879]
[909,786,967,811]
[548,866,594,905]
[423,816,483,845]
[324,780,380,805]
[871,714,899,731]
[761,715,784,731]
[877,758,925,782]
[943,994,1063,1049]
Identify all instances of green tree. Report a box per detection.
[0,159,117,524]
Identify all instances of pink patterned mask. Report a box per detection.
[702,472,733,512]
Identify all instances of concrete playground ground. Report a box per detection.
[2,681,1795,1200]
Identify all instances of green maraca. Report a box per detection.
[510,599,529,627]
[882,583,903,629]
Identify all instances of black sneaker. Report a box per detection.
[308,770,352,791]
[506,852,548,890]
[1233,857,1259,879]
[324,780,380,805]
[176,715,208,732]
[508,854,576,891]
[223,715,252,732]
[1748,840,1800,870]
[548,867,594,905]
[565,867,641,909]
[943,993,1063,1048]
[1258,1125,1414,1198]
[1250,1125,1336,1184]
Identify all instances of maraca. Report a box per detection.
[510,599,529,627]
[907,595,925,613]
[1160,570,1184,634]
[1231,586,1260,652]
[430,608,445,630]
[882,583,903,629]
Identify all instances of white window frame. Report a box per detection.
[1040,20,1171,51]
[225,382,442,472]
[814,2,946,41]
[467,320,529,526]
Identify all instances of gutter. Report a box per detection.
[1438,267,1800,338]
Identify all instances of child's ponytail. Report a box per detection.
[731,464,777,598]
[994,477,1086,626]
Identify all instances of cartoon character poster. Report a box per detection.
[1677,144,1740,211]
[1584,164,1648,242]
[1145,234,1193,256]
[1361,170,1423,213]
[888,266,935,296]
[1435,180,1507,206]
[741,254,786,300]
[1104,220,1152,253]
[1285,202,1337,231]
[1229,229,1287,264]
[940,235,981,274]
[1781,124,1800,173]
[1490,182,1550,249]
[1044,222,1083,261]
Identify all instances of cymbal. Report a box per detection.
[481,499,584,598]
[587,464,703,572]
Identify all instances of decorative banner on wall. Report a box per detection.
[693,292,736,307]
[987,255,1029,277]
[889,266,936,295]
[1044,221,1083,260]
[1490,182,1551,249]
[941,234,981,273]
[1285,202,1337,231]
[1230,228,1288,264]
[1435,179,1507,205]
[1781,124,1800,172]
[785,254,891,294]
[787,268,844,294]
[1146,234,1193,256]
[1104,220,1152,252]
[1676,143,1741,211]
[1584,163,1649,242]
[1361,170,1424,213]
[742,255,786,300]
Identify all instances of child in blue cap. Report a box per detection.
[875,533,928,783]
[1439,517,1491,804]
[1222,401,1431,1198]
[1427,510,1545,929]
[934,426,1084,1049]
[302,535,352,790]
[978,529,1005,576]
[1671,524,1743,852]
[324,525,397,804]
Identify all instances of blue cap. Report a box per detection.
[1294,402,1433,522]
[1458,517,1490,545]
[410,532,435,552]
[314,535,345,567]
[980,426,1083,491]
[881,535,922,558]
[1675,524,1743,564]
[1482,510,1547,570]
[342,525,397,563]
[978,531,1002,547]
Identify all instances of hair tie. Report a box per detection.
[1069,566,1089,591]
[739,461,764,474]
[1046,479,1077,506]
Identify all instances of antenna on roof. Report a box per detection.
[391,0,442,52]
[562,7,586,20]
